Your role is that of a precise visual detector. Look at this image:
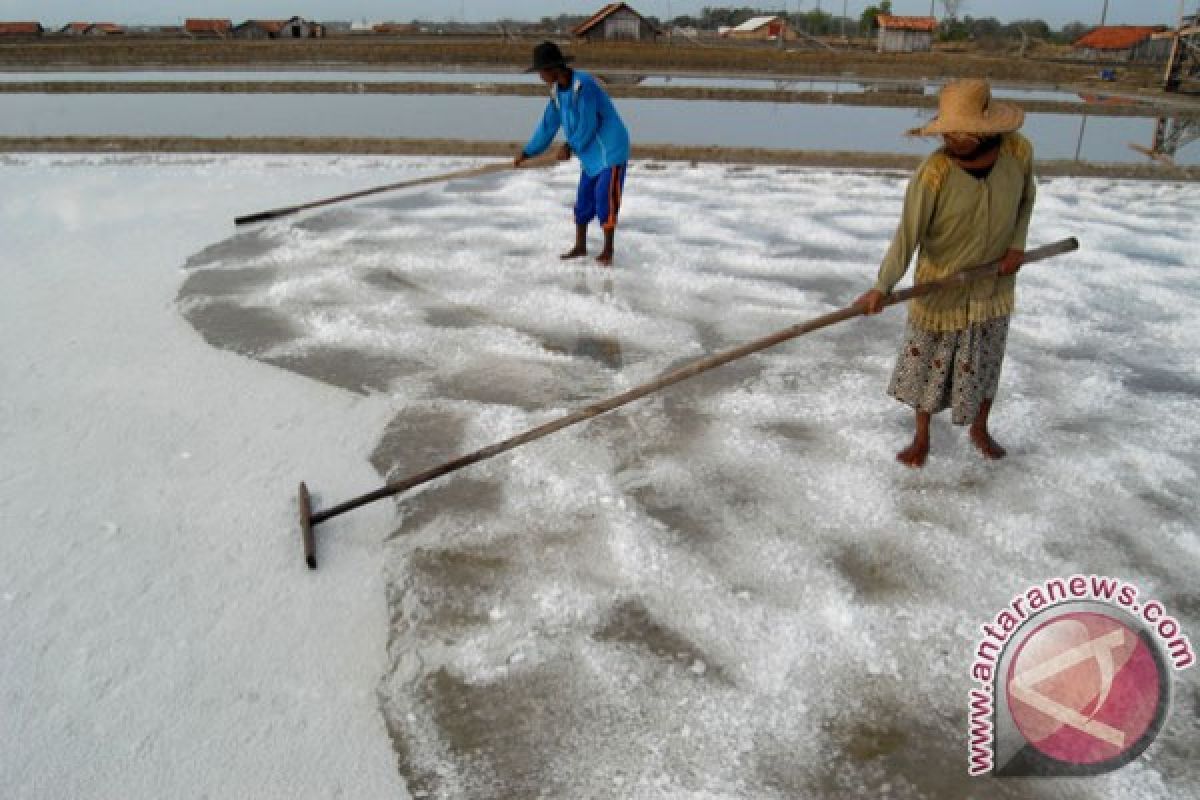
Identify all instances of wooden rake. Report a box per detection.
[298,237,1080,568]
[235,154,558,226]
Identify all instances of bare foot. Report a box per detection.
[561,246,587,260]
[595,251,614,266]
[896,438,930,468]
[970,427,1007,460]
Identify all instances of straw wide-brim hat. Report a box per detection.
[908,79,1025,137]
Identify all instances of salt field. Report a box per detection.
[1,152,1197,798]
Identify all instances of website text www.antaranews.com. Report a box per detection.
[967,574,1194,776]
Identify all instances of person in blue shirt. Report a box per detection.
[514,41,631,266]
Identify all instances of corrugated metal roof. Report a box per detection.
[572,3,657,36]
[876,15,937,33]
[1073,26,1165,50]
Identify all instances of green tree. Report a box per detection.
[940,16,970,41]
[1058,21,1091,44]
[860,0,893,34]
[1006,18,1051,40]
[796,10,834,35]
[968,16,1003,39]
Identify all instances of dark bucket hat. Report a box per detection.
[526,41,574,73]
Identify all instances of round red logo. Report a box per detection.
[1005,611,1164,766]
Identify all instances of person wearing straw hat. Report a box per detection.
[855,79,1036,468]
[514,41,631,266]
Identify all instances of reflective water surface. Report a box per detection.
[0,91,1190,164]
[0,68,1132,103]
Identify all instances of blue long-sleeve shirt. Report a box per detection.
[522,70,631,177]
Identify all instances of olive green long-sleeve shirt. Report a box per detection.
[874,133,1037,332]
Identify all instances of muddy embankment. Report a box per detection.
[5,137,1198,182]
[0,36,1168,88]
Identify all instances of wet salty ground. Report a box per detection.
[179,160,1199,798]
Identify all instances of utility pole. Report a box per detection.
[1100,0,1109,26]
[1074,115,1089,162]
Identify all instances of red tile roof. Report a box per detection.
[877,15,937,33]
[0,22,43,35]
[185,18,232,34]
[1073,26,1165,50]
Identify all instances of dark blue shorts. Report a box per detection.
[574,164,627,230]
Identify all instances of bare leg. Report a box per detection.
[561,223,587,259]
[969,397,1007,459]
[595,228,615,266]
[897,411,931,468]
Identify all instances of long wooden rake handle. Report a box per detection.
[299,237,1079,568]
[235,156,555,226]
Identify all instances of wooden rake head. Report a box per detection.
[298,482,316,569]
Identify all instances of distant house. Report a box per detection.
[876,15,937,53]
[185,19,232,38]
[84,23,124,36]
[234,16,323,40]
[572,3,659,42]
[59,21,123,36]
[723,16,795,42]
[234,19,286,39]
[1073,26,1170,63]
[0,22,44,37]
[373,23,419,35]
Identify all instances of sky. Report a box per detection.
[3,1,1192,28]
